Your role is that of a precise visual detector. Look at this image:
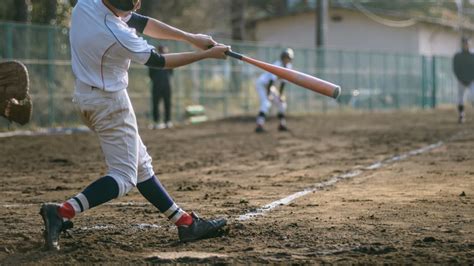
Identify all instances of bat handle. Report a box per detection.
[224,50,243,60]
[207,45,244,60]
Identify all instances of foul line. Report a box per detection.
[236,141,444,221]
[0,127,90,138]
[0,141,448,219]
[3,130,470,232]
[75,223,161,232]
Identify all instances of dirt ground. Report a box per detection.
[0,108,473,264]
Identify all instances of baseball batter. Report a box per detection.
[39,0,230,251]
[453,37,474,124]
[255,48,294,133]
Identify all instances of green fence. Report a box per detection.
[0,22,458,128]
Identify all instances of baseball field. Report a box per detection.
[0,108,472,264]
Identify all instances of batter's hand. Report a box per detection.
[188,34,217,50]
[205,44,230,59]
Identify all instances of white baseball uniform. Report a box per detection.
[70,0,155,197]
[39,2,225,251]
[256,60,292,114]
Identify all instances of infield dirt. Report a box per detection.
[0,108,473,264]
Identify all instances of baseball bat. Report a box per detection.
[224,50,341,99]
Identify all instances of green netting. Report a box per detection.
[0,22,458,128]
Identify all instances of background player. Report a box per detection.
[40,0,230,251]
[453,36,474,124]
[255,48,294,133]
[149,45,174,129]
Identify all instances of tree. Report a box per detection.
[14,0,30,23]
[44,0,58,25]
[231,0,246,40]
[31,0,56,25]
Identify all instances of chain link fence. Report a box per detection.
[0,22,458,128]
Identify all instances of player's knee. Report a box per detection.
[260,99,271,112]
[107,170,137,197]
[137,165,155,184]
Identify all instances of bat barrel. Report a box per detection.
[242,56,342,99]
[219,47,342,99]
[333,85,341,99]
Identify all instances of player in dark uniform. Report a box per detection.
[149,45,174,129]
[453,37,474,124]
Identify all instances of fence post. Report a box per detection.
[368,53,373,111]
[47,27,56,125]
[431,56,437,109]
[198,63,204,106]
[395,55,400,109]
[338,50,343,109]
[421,56,427,109]
[354,51,360,109]
[223,65,228,118]
[175,70,182,122]
[382,54,387,109]
[305,49,310,112]
[317,48,327,112]
[245,67,250,115]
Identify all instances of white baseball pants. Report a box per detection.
[73,80,155,197]
[256,79,287,114]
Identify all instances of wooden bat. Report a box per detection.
[225,50,341,99]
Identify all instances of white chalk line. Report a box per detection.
[76,223,161,232]
[0,141,448,226]
[236,141,444,221]
[0,126,90,138]
[1,131,467,231]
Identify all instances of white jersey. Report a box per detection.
[257,60,292,85]
[70,0,153,92]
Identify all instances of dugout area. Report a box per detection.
[0,108,472,264]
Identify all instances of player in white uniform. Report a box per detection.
[453,37,474,124]
[255,48,294,133]
[39,0,230,251]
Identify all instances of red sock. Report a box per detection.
[58,202,75,219]
[175,213,193,226]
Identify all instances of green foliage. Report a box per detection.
[0,0,15,21]
[0,0,472,37]
[0,0,73,26]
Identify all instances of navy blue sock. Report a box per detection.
[137,175,175,213]
[61,176,120,217]
[138,176,188,224]
[82,176,120,209]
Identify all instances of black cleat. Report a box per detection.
[178,212,227,242]
[278,124,288,131]
[39,203,73,251]
[255,125,265,133]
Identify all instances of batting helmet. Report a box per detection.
[281,48,294,60]
[108,0,139,11]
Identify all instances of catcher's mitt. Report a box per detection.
[0,61,32,125]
